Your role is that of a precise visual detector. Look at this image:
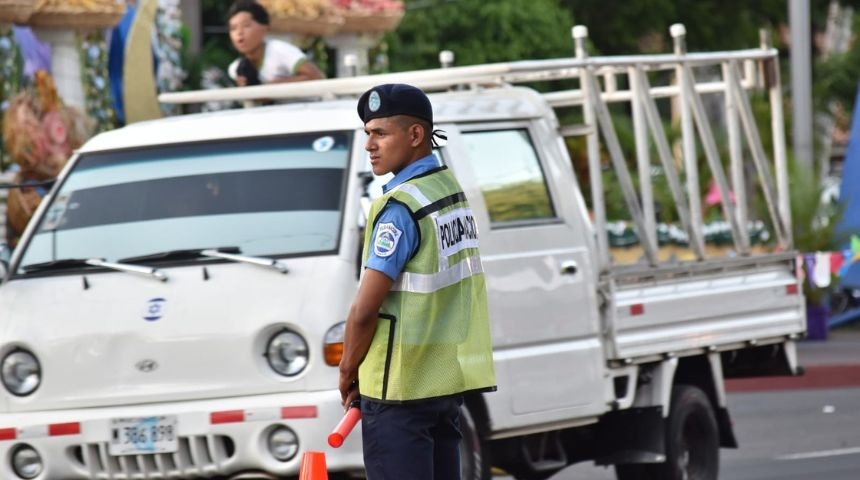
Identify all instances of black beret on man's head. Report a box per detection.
[357,84,433,125]
[227,0,270,25]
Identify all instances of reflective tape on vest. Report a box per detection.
[392,256,483,294]
[393,183,432,208]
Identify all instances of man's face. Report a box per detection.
[364,117,416,176]
[228,11,267,55]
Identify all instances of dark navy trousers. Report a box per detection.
[361,395,463,480]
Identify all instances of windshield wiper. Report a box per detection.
[23,258,167,282]
[120,247,289,274]
[200,249,289,274]
[22,258,92,273]
[119,247,241,264]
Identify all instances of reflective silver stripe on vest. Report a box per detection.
[392,183,432,208]
[391,182,448,269]
[392,256,483,293]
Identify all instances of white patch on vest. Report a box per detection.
[374,222,402,258]
[435,208,479,258]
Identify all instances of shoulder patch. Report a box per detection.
[374,222,402,258]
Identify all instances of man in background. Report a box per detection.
[226,0,324,86]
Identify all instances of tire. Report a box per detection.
[615,385,719,480]
[460,402,492,480]
[831,290,850,315]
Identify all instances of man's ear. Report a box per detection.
[410,123,426,147]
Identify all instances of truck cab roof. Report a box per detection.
[80,87,548,154]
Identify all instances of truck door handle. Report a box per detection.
[560,260,578,275]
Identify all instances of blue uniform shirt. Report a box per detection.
[366,154,441,281]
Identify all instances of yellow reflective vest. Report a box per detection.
[360,166,497,402]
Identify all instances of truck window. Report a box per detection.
[16,132,351,273]
[461,129,555,225]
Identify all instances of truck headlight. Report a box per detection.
[11,444,43,479]
[265,330,308,377]
[2,350,41,396]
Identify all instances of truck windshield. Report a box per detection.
[16,132,351,274]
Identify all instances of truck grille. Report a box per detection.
[69,435,235,479]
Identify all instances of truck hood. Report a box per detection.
[0,256,357,412]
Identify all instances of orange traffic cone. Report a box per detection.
[299,451,329,480]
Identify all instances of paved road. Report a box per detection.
[530,386,860,480]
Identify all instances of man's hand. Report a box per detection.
[236,76,248,87]
[339,376,360,410]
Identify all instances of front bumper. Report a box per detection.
[0,390,364,479]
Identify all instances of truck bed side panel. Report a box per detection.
[607,254,805,361]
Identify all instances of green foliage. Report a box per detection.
[560,0,789,55]
[790,160,843,252]
[387,0,575,71]
[482,180,553,222]
[787,158,843,305]
[814,13,860,114]
[194,0,237,87]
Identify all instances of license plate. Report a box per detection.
[109,415,178,456]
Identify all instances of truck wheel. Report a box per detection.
[460,402,492,480]
[614,385,718,480]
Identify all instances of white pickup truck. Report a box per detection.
[0,26,804,480]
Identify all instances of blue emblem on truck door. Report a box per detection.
[143,298,167,322]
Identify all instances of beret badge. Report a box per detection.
[368,91,381,112]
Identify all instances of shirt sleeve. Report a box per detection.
[365,202,420,281]
[227,58,239,80]
[270,39,307,76]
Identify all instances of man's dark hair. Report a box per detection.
[393,115,434,150]
[227,0,270,25]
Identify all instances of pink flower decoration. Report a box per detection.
[705,179,736,206]
[42,111,68,146]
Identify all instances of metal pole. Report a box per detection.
[790,0,813,173]
[344,54,358,78]
[574,26,610,271]
[585,68,657,266]
[681,64,746,250]
[635,68,695,250]
[630,66,658,252]
[762,31,794,248]
[723,60,751,255]
[672,24,706,260]
[729,63,790,247]
[439,50,454,68]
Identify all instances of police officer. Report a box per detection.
[339,84,497,480]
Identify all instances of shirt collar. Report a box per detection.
[382,154,440,193]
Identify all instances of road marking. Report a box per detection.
[777,446,860,460]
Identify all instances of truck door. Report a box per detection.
[440,121,608,426]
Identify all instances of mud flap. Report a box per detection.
[594,406,665,465]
